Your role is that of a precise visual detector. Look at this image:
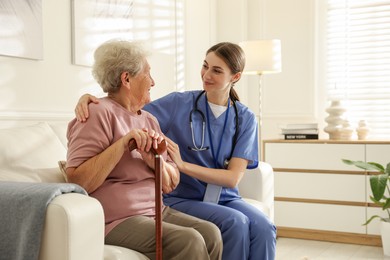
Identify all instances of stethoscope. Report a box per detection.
[188,90,239,168]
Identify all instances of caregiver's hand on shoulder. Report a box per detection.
[75,94,98,122]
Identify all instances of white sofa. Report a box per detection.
[0,121,274,260]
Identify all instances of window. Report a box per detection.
[323,0,390,139]
[71,0,185,96]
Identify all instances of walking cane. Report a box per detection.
[129,139,166,260]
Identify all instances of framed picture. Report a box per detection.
[0,0,43,60]
[71,0,182,67]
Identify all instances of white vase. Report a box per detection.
[381,220,390,256]
[325,100,346,116]
[357,120,370,140]
[324,100,346,140]
[340,120,354,140]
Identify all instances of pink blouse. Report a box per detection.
[66,97,171,235]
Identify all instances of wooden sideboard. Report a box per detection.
[263,139,390,246]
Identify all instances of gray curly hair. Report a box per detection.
[92,40,148,93]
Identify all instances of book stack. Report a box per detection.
[279,123,319,140]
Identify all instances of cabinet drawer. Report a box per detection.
[275,201,367,234]
[366,144,390,166]
[275,172,366,202]
[265,143,365,171]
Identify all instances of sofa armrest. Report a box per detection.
[39,193,105,260]
[238,162,274,222]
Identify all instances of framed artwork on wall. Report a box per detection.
[0,0,43,60]
[71,0,185,97]
[71,0,182,66]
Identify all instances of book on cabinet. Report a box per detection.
[283,134,319,140]
[279,123,318,130]
[279,123,319,140]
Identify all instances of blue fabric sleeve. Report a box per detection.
[233,103,259,169]
[144,92,180,134]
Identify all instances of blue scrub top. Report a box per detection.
[144,90,258,204]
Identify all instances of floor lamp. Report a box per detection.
[239,40,282,157]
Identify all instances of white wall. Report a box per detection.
[0,0,83,122]
[0,0,210,124]
[0,0,318,141]
[209,0,318,141]
[258,0,319,140]
[184,0,216,91]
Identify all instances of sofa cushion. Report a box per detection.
[104,245,149,260]
[0,122,66,183]
[242,198,270,218]
[49,123,69,148]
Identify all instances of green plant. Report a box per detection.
[342,159,390,225]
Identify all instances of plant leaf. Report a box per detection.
[363,215,381,225]
[386,163,390,175]
[342,159,384,172]
[370,174,388,201]
[343,159,389,224]
[367,162,386,172]
[383,197,390,210]
[369,195,385,206]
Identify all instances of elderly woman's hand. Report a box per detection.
[138,148,177,193]
[142,128,164,151]
[125,128,163,153]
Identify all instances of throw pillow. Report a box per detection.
[58,160,68,182]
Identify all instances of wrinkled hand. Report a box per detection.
[127,128,163,154]
[166,137,184,170]
[139,149,175,194]
[75,94,99,122]
[138,149,156,170]
[127,128,164,170]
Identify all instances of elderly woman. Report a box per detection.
[66,40,222,260]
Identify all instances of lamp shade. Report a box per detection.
[239,39,282,75]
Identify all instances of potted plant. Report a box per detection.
[342,159,390,256]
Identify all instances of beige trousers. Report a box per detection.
[105,207,222,260]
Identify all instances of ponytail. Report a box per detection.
[229,87,240,102]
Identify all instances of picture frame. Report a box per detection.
[71,0,181,67]
[0,0,43,60]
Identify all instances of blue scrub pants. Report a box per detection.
[168,198,276,260]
